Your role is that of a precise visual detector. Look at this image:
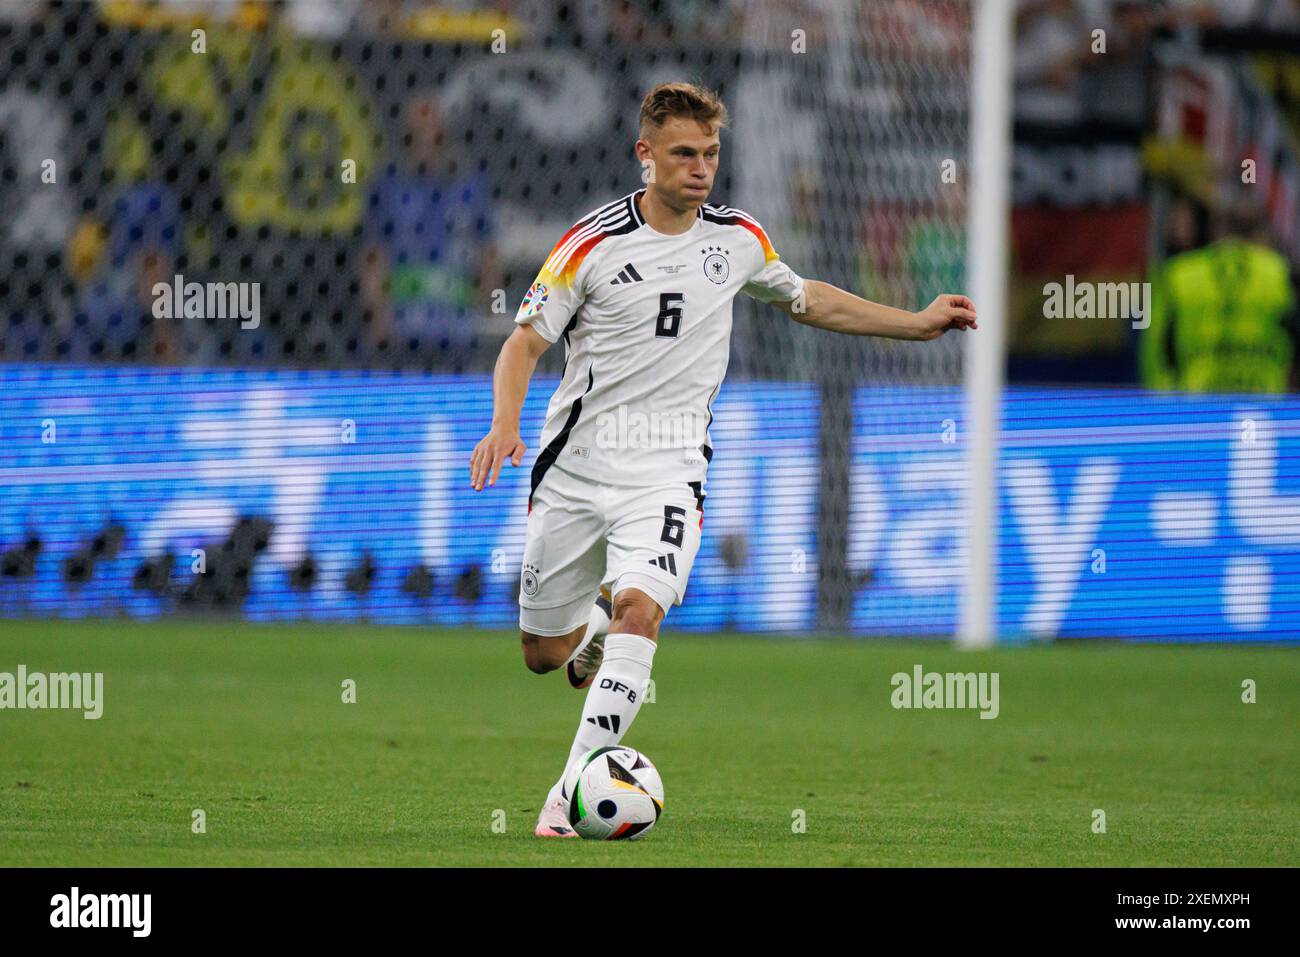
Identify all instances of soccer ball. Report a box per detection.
[562,746,664,840]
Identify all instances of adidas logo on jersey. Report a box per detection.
[609,263,644,285]
[649,553,678,574]
[586,714,621,732]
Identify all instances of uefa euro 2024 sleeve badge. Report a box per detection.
[520,281,549,316]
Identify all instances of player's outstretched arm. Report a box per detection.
[773,280,977,341]
[470,324,551,491]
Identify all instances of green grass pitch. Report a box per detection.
[1,618,1296,867]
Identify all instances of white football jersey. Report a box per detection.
[514,189,804,498]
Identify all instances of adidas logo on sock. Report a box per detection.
[610,263,643,285]
[648,553,677,574]
[585,714,621,732]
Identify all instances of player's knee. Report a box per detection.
[521,628,585,674]
[610,589,663,640]
[520,632,558,674]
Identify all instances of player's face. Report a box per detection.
[639,117,720,211]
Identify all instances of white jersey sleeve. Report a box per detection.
[740,217,805,304]
[514,219,599,342]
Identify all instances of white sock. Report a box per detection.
[547,632,656,802]
[563,589,613,667]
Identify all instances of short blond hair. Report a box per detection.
[639,82,729,137]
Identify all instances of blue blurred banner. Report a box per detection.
[849,386,1300,642]
[0,365,1296,641]
[0,365,818,631]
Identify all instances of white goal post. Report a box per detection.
[960,0,1014,649]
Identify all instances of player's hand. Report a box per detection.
[914,295,977,340]
[470,426,527,491]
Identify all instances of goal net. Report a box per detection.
[0,0,971,634]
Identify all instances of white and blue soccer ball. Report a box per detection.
[562,745,665,840]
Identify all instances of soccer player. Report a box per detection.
[469,82,977,837]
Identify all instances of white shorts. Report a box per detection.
[518,464,704,636]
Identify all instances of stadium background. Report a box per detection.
[0,0,1297,643]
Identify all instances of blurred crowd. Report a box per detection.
[0,0,880,375]
[1013,0,1300,390]
[1016,0,1300,127]
[0,0,1296,391]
